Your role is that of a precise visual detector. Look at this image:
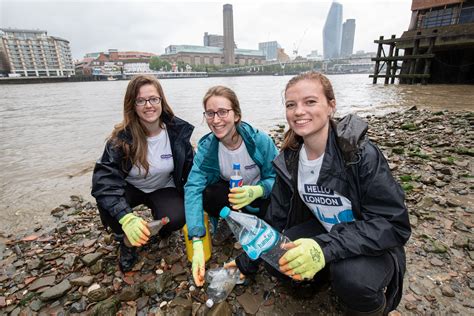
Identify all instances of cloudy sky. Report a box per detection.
[1,0,413,60]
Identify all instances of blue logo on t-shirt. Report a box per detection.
[160,154,173,159]
[315,207,354,225]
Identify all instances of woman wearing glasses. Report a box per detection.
[92,75,194,272]
[185,85,278,286]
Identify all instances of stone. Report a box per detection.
[89,259,104,274]
[70,275,94,287]
[81,252,103,266]
[430,257,444,267]
[39,279,71,301]
[118,285,141,301]
[156,271,173,294]
[207,301,232,316]
[237,290,264,315]
[28,275,56,291]
[63,253,77,269]
[441,285,456,297]
[88,287,112,302]
[70,297,87,313]
[90,297,120,316]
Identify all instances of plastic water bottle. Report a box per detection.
[205,267,240,308]
[124,217,170,247]
[229,163,243,189]
[219,207,291,272]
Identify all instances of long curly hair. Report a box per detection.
[109,75,175,175]
[281,71,335,151]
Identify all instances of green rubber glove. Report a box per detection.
[278,238,325,281]
[228,185,264,210]
[119,213,150,247]
[192,239,205,287]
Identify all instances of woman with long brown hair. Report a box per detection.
[92,75,194,272]
[233,71,410,315]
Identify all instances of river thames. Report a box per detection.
[1,74,473,234]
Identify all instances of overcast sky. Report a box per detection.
[1,0,413,60]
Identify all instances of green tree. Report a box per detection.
[149,56,171,71]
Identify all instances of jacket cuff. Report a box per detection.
[115,210,129,222]
[313,236,334,264]
[188,226,207,240]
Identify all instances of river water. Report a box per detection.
[1,74,473,234]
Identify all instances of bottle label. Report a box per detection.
[240,225,278,260]
[229,176,243,189]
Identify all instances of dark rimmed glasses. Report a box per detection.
[203,109,233,120]
[135,96,162,107]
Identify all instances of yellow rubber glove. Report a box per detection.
[119,213,150,247]
[192,239,205,287]
[228,185,264,210]
[278,238,325,281]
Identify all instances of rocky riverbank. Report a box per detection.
[0,108,472,315]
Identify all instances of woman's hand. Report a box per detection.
[119,213,150,246]
[228,185,264,210]
[192,239,205,286]
[278,238,325,281]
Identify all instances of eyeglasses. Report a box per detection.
[203,109,233,119]
[135,96,162,107]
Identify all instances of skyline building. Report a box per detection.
[223,4,235,65]
[203,32,224,48]
[0,28,74,77]
[258,41,281,61]
[323,1,343,59]
[341,19,356,57]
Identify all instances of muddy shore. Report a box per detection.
[0,107,472,315]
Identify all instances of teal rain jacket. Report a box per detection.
[184,121,278,238]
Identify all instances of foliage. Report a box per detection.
[149,56,171,71]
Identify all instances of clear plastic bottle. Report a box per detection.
[124,216,170,247]
[219,207,291,272]
[205,267,240,308]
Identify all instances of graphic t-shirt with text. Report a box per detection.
[297,144,354,232]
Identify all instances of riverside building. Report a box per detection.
[0,28,74,77]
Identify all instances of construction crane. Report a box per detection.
[293,27,309,57]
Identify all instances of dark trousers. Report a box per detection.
[98,184,185,238]
[240,218,394,313]
[202,179,269,219]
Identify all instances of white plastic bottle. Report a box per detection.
[205,267,240,308]
[219,207,290,271]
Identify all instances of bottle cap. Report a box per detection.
[232,163,240,170]
[220,206,231,218]
[206,298,214,308]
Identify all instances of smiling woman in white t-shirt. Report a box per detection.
[91,75,194,272]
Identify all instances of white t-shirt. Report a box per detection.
[126,128,175,193]
[297,144,354,232]
[218,141,261,185]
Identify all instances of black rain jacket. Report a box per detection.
[237,114,411,310]
[91,114,194,221]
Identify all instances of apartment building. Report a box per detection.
[0,28,74,77]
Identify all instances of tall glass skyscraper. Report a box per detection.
[323,1,343,59]
[341,19,356,57]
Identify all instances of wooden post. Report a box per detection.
[373,36,384,84]
[422,35,436,85]
[408,37,420,84]
[391,48,399,84]
[385,35,396,84]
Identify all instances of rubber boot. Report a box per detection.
[115,234,138,272]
